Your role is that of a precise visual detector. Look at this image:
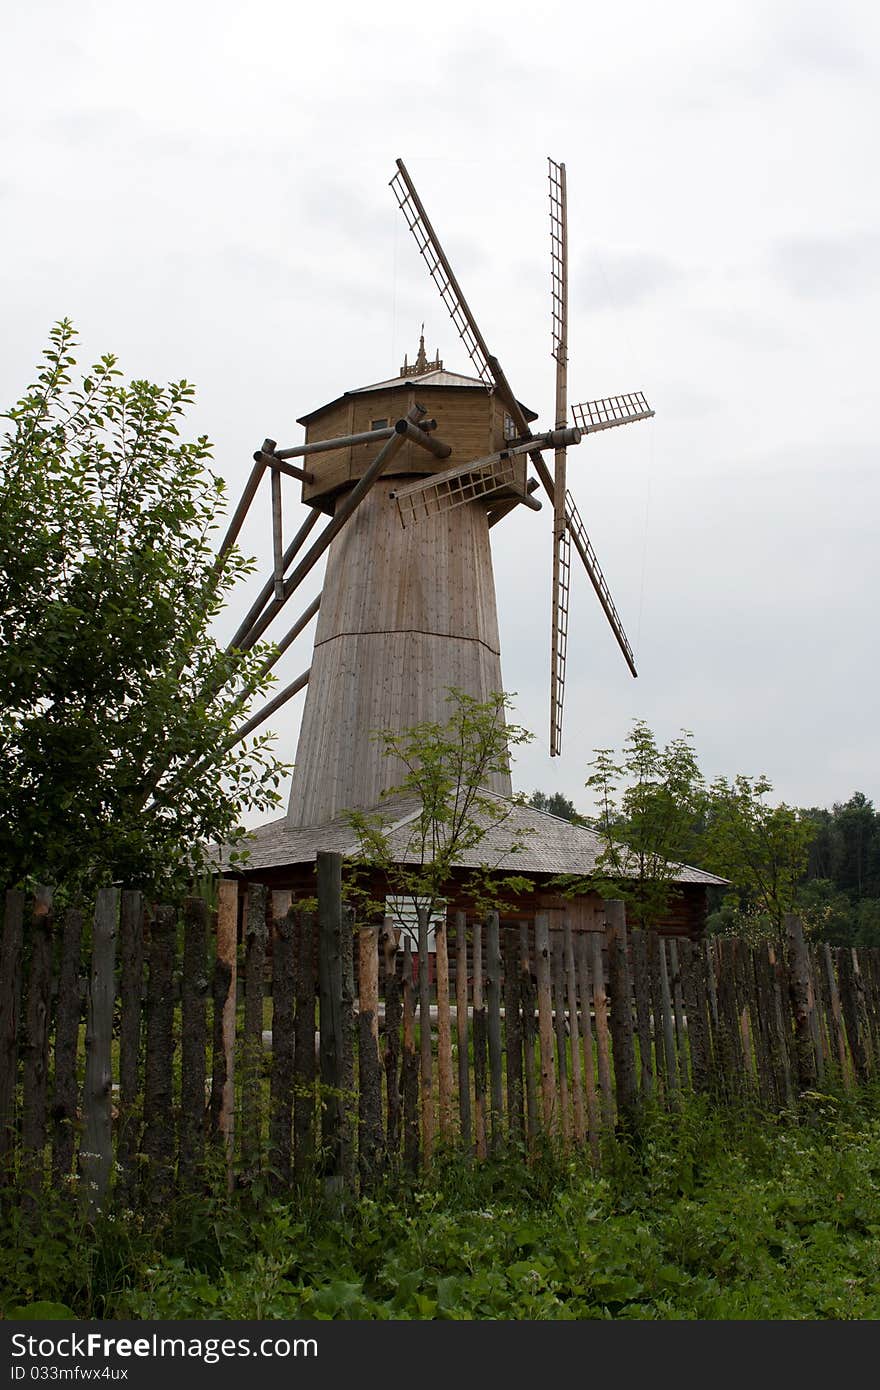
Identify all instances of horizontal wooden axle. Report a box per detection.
[393,417,452,459]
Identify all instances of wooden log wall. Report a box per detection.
[2,873,880,1209]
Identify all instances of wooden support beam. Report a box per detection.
[274,425,396,461]
[240,406,423,651]
[487,477,541,528]
[257,594,320,679]
[229,505,322,652]
[229,667,310,746]
[393,417,452,459]
[254,449,313,484]
[271,464,284,601]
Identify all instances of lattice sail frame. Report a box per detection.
[565,491,637,678]
[392,454,517,527]
[550,525,571,756]
[549,158,567,368]
[572,392,654,433]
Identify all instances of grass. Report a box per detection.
[4,1086,880,1320]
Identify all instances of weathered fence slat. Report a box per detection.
[472,920,487,1159]
[358,924,383,1188]
[550,930,571,1144]
[668,940,690,1091]
[417,907,434,1165]
[646,928,666,1099]
[679,939,709,1093]
[402,939,419,1173]
[382,917,402,1159]
[839,947,868,1083]
[519,924,539,1147]
[0,889,26,1176]
[179,896,208,1188]
[534,913,556,1131]
[455,913,471,1150]
[629,928,654,1099]
[485,912,504,1151]
[563,923,585,1146]
[317,854,345,1191]
[339,906,356,1190]
[435,917,453,1143]
[785,914,819,1091]
[82,887,118,1214]
[211,880,238,1167]
[821,942,849,1084]
[658,937,679,1100]
[293,910,316,1183]
[605,901,638,1124]
[142,903,176,1203]
[574,931,600,1162]
[117,892,143,1200]
[269,894,296,1189]
[52,907,84,1185]
[242,883,268,1173]
[590,925,614,1126]
[21,887,54,1197]
[503,927,524,1144]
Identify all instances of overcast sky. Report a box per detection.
[3,0,878,818]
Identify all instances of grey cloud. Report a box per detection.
[575,249,685,311]
[770,233,880,300]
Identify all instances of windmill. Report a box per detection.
[218,157,654,828]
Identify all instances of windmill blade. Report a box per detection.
[549,157,570,755]
[391,158,558,505]
[549,524,571,756]
[571,392,654,433]
[565,491,638,679]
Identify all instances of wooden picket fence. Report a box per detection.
[2,851,880,1210]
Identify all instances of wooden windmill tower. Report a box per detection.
[221,158,654,829]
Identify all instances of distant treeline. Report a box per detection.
[526,788,880,948]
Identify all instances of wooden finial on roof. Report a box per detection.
[400,326,443,379]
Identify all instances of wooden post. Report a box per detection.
[81,887,118,1215]
[434,917,453,1143]
[485,911,504,1151]
[519,924,539,1147]
[52,907,84,1185]
[358,924,384,1188]
[563,923,585,1146]
[605,901,638,1125]
[417,907,434,1164]
[402,939,420,1173]
[211,879,238,1177]
[381,917,402,1160]
[534,912,556,1133]
[785,913,818,1091]
[715,938,744,1098]
[293,910,316,1184]
[472,919,487,1159]
[574,932,600,1161]
[590,925,614,1126]
[0,889,25,1178]
[21,887,54,1199]
[550,930,571,1144]
[503,927,524,1144]
[767,943,796,1107]
[455,912,471,1150]
[317,853,345,1191]
[658,937,679,1100]
[269,893,296,1190]
[629,928,654,1099]
[242,883,268,1172]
